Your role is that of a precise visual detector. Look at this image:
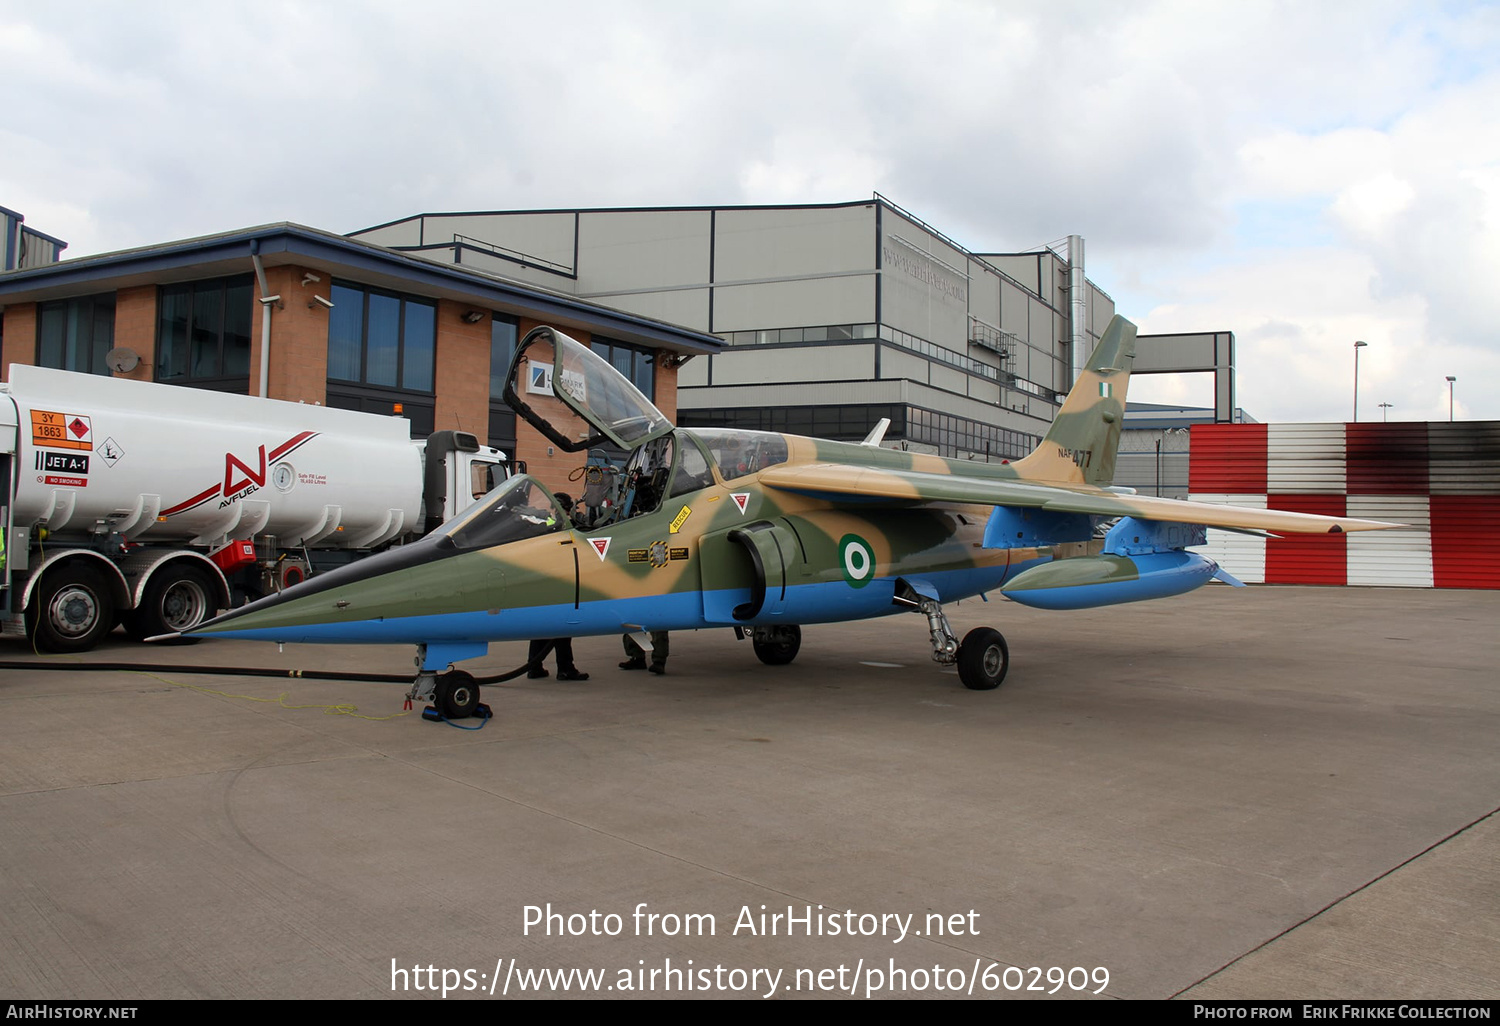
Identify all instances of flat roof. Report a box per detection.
[0,222,723,355]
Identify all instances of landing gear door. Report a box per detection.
[502,326,674,453]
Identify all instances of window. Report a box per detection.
[38,293,115,376]
[327,282,435,392]
[489,315,519,452]
[590,336,654,401]
[157,276,252,388]
[326,281,437,436]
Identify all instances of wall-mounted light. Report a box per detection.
[461,310,485,324]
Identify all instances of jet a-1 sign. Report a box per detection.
[183,319,1402,717]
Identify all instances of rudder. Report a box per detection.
[1012,314,1136,486]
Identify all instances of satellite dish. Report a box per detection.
[106,347,140,373]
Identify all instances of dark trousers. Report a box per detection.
[529,638,579,671]
[622,631,669,664]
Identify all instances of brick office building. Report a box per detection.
[0,223,722,492]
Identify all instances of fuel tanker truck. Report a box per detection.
[0,365,509,652]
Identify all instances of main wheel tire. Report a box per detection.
[956,627,1009,691]
[752,624,802,665]
[434,670,481,719]
[124,564,217,641]
[28,564,117,653]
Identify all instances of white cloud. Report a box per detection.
[1,0,1497,418]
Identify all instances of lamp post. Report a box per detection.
[1378,402,1392,422]
[1446,376,1456,422]
[1353,340,1368,422]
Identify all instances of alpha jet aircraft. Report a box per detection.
[182,317,1402,717]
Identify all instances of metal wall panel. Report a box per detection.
[1268,424,1346,493]
[579,210,711,292]
[930,363,967,395]
[677,356,710,387]
[677,378,905,409]
[594,289,711,332]
[1427,422,1500,494]
[426,212,578,270]
[981,254,1042,297]
[878,347,929,383]
[880,213,970,349]
[1347,423,1429,494]
[1430,496,1500,588]
[434,246,579,292]
[715,205,875,280]
[1189,424,1267,492]
[1027,295,1052,351]
[711,276,875,333]
[1346,496,1433,587]
[350,219,422,248]
[1000,280,1029,337]
[708,343,875,386]
[1189,494,1268,583]
[1266,494,1347,585]
[1089,287,1115,337]
[968,258,1000,328]
[967,376,1001,405]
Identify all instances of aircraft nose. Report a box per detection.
[183,536,453,641]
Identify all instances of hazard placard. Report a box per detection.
[31,410,92,451]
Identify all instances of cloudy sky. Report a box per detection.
[4,0,1496,422]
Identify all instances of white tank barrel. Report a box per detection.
[4,365,422,550]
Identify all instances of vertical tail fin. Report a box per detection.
[1012,314,1136,486]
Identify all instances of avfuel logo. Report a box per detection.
[839,534,875,589]
[221,446,268,506]
[161,431,319,518]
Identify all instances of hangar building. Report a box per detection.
[350,197,1135,461]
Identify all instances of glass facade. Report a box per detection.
[589,336,654,401]
[326,281,437,436]
[327,282,434,392]
[38,293,115,376]
[156,276,253,389]
[489,314,519,453]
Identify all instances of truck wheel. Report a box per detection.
[124,565,217,641]
[28,565,117,653]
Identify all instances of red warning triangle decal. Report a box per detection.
[590,537,612,561]
[731,493,749,514]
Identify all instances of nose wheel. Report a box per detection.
[433,670,482,718]
[407,665,489,722]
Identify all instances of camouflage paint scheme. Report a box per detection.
[186,317,1402,675]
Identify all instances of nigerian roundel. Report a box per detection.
[839,533,875,589]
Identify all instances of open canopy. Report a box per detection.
[502,326,673,452]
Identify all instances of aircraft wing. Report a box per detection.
[757,463,1404,535]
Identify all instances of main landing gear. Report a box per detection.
[733,624,804,666]
[901,587,1010,691]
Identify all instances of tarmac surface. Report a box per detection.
[0,585,1495,1001]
